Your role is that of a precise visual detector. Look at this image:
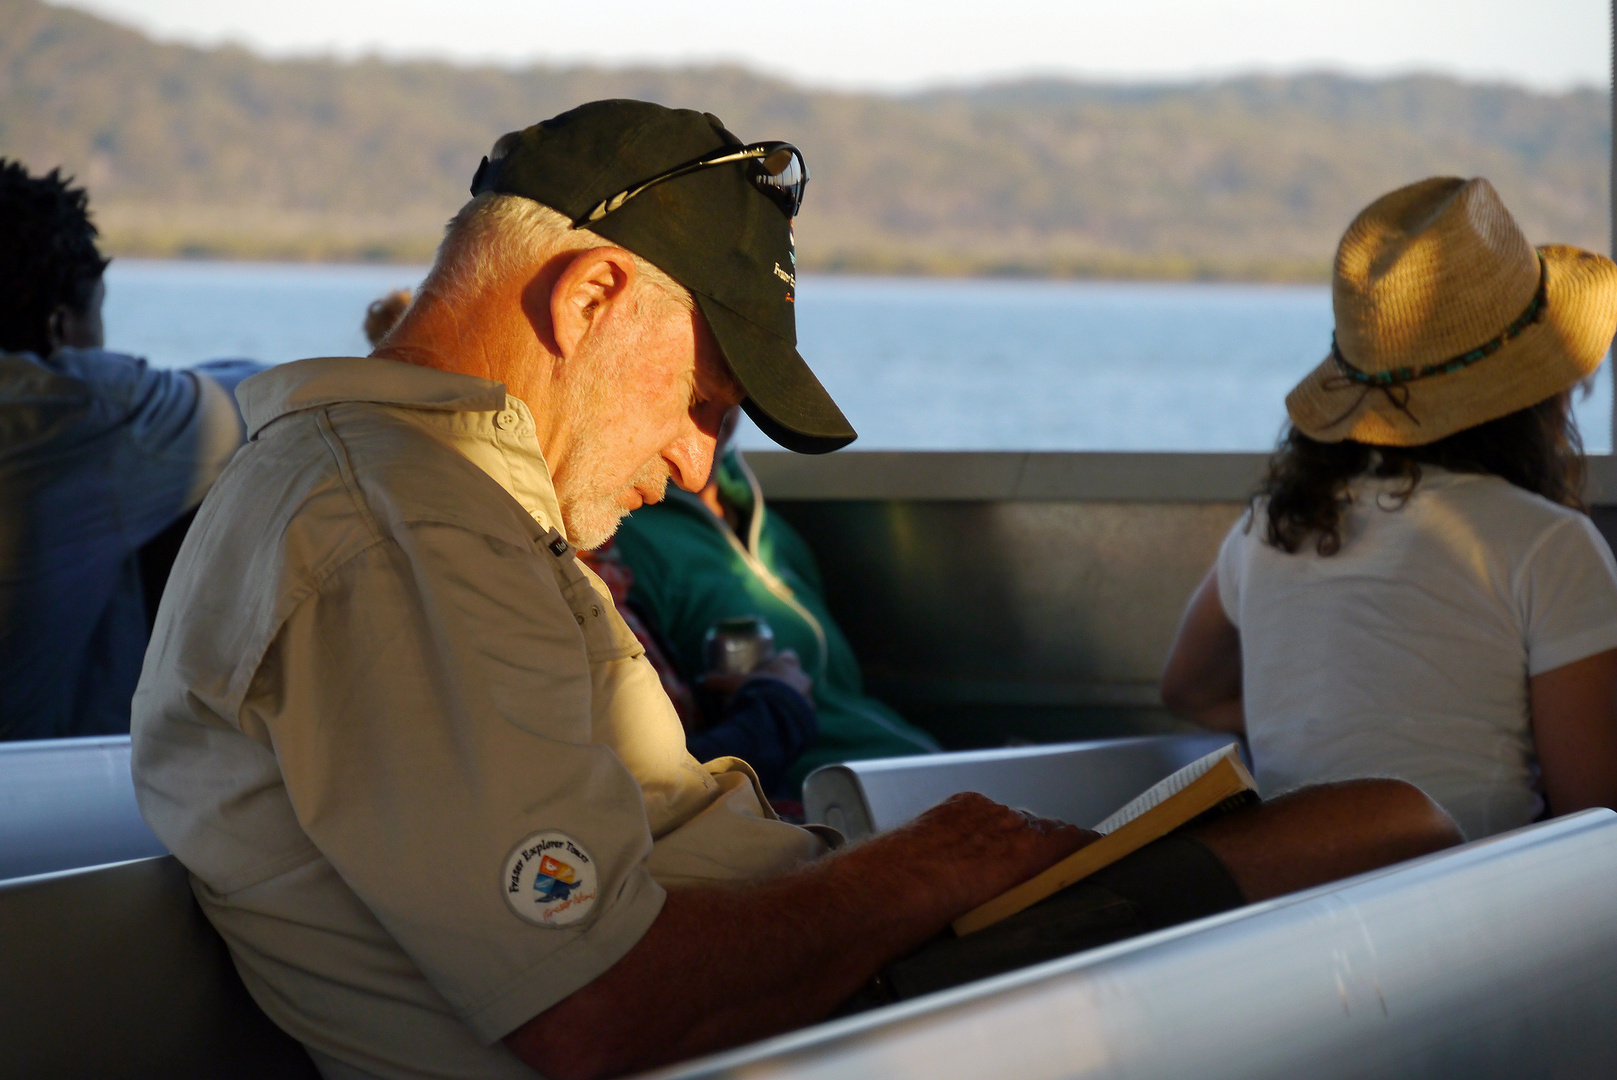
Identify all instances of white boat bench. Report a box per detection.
[0,736,165,879]
[4,733,1239,876]
[8,813,1614,1079]
[5,735,1615,1078]
[650,809,1617,1080]
[0,855,320,1079]
[803,732,1239,840]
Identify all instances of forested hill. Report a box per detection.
[1,0,1607,279]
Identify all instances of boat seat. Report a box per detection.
[0,855,320,1079]
[0,736,167,879]
[3,733,1238,870]
[803,733,1238,840]
[654,810,1617,1080]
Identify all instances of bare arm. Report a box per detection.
[1529,648,1617,817]
[1160,568,1245,734]
[503,795,1093,1080]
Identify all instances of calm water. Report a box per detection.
[103,260,1614,453]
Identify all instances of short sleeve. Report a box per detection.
[1518,515,1617,676]
[252,522,666,1043]
[1215,510,1254,627]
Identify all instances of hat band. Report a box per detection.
[1321,251,1548,428]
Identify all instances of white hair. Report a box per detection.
[420,193,693,313]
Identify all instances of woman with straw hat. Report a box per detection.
[1160,176,1617,840]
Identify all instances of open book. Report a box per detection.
[951,743,1258,936]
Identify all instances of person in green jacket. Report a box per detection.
[613,408,939,794]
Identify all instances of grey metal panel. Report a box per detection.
[770,498,1244,746]
[747,450,1270,502]
[749,451,1032,501]
[0,735,167,879]
[762,455,1617,748]
[749,451,1617,504]
[0,855,319,1079]
[643,809,1617,1080]
[778,500,1244,686]
[1012,452,1265,502]
[804,734,1237,841]
[1578,455,1617,503]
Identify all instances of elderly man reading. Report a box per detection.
[132,102,1460,1080]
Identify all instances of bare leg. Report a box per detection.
[1190,779,1463,902]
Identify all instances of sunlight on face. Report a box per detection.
[562,448,672,551]
[552,289,738,549]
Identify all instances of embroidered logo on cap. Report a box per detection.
[778,224,797,303]
[503,831,599,927]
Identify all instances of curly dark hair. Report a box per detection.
[1259,391,1586,556]
[0,159,110,356]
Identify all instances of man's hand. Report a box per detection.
[504,794,1094,1080]
[877,793,1096,923]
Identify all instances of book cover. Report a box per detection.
[952,743,1257,936]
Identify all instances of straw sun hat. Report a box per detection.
[1286,176,1617,446]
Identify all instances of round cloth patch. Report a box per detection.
[502,832,599,927]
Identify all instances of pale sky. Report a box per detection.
[67,0,1610,92]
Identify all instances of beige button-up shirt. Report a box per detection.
[131,358,823,1080]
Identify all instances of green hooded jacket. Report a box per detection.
[613,450,939,791]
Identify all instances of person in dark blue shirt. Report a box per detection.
[0,160,260,739]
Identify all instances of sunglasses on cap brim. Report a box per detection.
[578,141,808,226]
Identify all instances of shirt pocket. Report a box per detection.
[541,529,641,663]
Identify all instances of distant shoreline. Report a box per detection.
[102,244,1335,285]
[13,0,1600,295]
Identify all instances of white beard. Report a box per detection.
[558,453,672,551]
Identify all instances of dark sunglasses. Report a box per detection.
[579,141,809,226]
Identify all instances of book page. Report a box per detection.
[1093,742,1242,835]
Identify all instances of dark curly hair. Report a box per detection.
[0,160,110,356]
[1259,391,1586,556]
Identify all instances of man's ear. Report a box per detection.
[45,304,72,353]
[550,247,639,360]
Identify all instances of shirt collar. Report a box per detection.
[237,357,506,440]
[1356,464,1477,497]
[239,356,568,538]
